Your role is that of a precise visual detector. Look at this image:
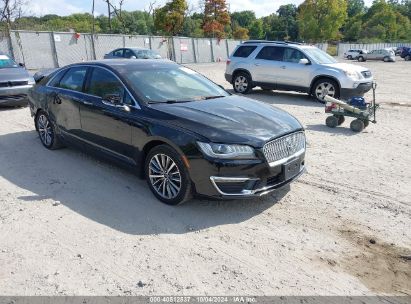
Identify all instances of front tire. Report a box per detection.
[347,55,352,60]
[145,145,192,205]
[350,119,365,132]
[313,78,340,103]
[358,56,365,62]
[383,56,389,62]
[233,72,252,94]
[35,111,63,150]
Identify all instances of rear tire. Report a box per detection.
[326,116,338,128]
[35,110,63,150]
[335,115,345,126]
[383,56,389,62]
[350,119,365,132]
[405,55,410,61]
[358,56,365,62]
[144,145,192,205]
[233,72,252,94]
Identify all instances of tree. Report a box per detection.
[347,0,365,17]
[202,0,230,38]
[154,0,187,36]
[1,0,26,31]
[248,19,264,39]
[297,0,348,42]
[230,11,256,28]
[232,26,249,39]
[277,4,298,40]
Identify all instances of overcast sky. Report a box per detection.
[28,0,374,18]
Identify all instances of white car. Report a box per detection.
[225,41,374,102]
[344,49,368,60]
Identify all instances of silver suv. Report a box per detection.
[225,41,374,102]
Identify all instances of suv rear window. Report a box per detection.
[233,46,257,58]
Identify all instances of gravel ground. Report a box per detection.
[0,59,410,296]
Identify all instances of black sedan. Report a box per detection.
[28,60,305,205]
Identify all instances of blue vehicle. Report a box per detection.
[400,47,411,61]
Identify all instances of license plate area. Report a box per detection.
[283,158,301,181]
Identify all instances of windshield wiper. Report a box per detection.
[202,95,226,100]
[148,99,192,104]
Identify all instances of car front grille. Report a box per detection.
[0,81,29,88]
[361,71,372,78]
[263,131,305,164]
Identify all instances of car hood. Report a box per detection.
[324,62,369,73]
[0,67,31,82]
[149,95,303,148]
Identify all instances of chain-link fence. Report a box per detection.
[337,42,411,57]
[9,30,409,69]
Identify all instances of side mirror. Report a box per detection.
[18,62,25,67]
[299,58,310,65]
[103,93,122,104]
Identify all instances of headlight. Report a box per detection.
[197,142,256,159]
[344,70,362,80]
[28,77,35,85]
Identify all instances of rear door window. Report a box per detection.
[112,49,124,57]
[255,46,284,61]
[85,67,127,101]
[233,46,257,58]
[123,49,135,58]
[58,67,87,92]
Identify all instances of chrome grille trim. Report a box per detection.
[263,131,306,167]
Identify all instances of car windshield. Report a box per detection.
[303,47,337,64]
[124,66,229,103]
[0,55,18,68]
[135,49,161,59]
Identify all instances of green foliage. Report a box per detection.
[202,0,231,38]
[5,0,411,43]
[154,0,187,36]
[297,0,348,42]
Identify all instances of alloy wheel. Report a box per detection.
[148,153,182,199]
[37,114,53,146]
[315,82,336,100]
[234,75,248,93]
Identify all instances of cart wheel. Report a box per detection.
[326,116,338,128]
[363,120,370,128]
[334,115,345,125]
[350,119,365,132]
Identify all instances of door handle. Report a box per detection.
[53,94,62,104]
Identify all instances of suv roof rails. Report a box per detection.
[242,40,303,45]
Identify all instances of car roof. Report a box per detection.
[67,59,177,72]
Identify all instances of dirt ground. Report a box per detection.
[0,59,410,296]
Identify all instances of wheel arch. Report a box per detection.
[232,69,252,83]
[139,137,189,178]
[310,75,341,95]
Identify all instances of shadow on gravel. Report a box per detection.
[0,130,288,235]
[305,124,358,136]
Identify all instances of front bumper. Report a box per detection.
[0,85,32,106]
[340,82,373,100]
[189,152,305,199]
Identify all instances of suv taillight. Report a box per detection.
[226,59,231,65]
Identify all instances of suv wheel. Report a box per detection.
[145,145,192,205]
[313,79,340,103]
[35,111,63,150]
[233,72,252,94]
[358,56,365,62]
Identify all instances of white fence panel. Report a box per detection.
[211,39,228,62]
[94,34,124,59]
[54,32,94,66]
